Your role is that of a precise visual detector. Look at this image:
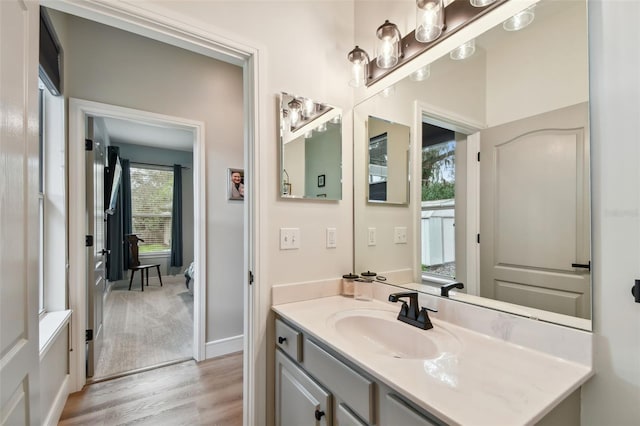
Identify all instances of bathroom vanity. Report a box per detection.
[272,285,593,426]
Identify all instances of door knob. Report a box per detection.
[632,280,640,303]
[100,249,110,255]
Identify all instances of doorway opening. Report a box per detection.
[87,114,197,381]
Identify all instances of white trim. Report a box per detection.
[205,335,244,359]
[39,310,72,361]
[42,374,70,426]
[68,99,207,391]
[465,133,481,296]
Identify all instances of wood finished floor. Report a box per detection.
[59,352,243,426]
[94,275,193,379]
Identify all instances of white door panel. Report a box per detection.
[480,103,591,319]
[0,0,40,424]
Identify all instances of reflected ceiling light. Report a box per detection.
[376,20,402,69]
[381,85,396,98]
[287,99,302,127]
[503,6,535,31]
[348,45,370,88]
[450,39,475,60]
[410,64,431,81]
[316,122,328,132]
[304,130,314,139]
[470,0,497,7]
[329,115,341,124]
[416,0,445,43]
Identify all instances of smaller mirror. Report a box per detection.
[367,116,410,205]
[280,92,342,200]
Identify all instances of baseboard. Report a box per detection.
[43,374,70,426]
[205,335,243,359]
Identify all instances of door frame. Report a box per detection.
[68,99,207,380]
[54,1,264,423]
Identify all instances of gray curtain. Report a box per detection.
[170,164,183,267]
[121,159,132,271]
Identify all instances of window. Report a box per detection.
[421,123,456,280]
[130,166,174,254]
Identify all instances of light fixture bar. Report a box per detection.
[365,0,506,87]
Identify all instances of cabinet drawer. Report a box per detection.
[304,338,375,424]
[275,318,302,362]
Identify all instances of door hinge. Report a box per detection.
[477,152,481,162]
[86,235,94,247]
[477,233,480,244]
[248,270,254,285]
[86,329,93,342]
[85,138,93,151]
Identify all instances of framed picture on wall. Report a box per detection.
[228,168,244,200]
[318,174,326,187]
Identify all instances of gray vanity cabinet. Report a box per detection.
[275,349,332,426]
[275,317,444,426]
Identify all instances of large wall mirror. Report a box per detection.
[353,0,591,330]
[280,92,343,200]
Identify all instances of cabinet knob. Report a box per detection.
[314,409,325,421]
[278,336,287,344]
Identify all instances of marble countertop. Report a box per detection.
[273,296,593,426]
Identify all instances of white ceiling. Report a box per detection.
[102,116,194,152]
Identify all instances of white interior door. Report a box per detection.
[86,117,106,378]
[480,103,591,318]
[0,0,41,423]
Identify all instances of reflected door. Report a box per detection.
[480,103,591,319]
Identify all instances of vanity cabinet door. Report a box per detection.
[380,393,442,426]
[336,402,367,426]
[276,349,332,426]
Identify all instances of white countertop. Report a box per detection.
[273,296,593,426]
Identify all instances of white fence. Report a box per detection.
[421,200,455,267]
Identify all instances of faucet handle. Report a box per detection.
[440,282,464,297]
[417,307,434,330]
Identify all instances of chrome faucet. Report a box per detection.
[388,291,435,330]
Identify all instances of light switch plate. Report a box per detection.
[326,228,337,248]
[280,228,301,250]
[368,228,376,246]
[394,226,407,244]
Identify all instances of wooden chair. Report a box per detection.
[126,234,163,291]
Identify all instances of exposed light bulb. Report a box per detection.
[376,20,401,69]
[416,0,445,43]
[303,98,315,118]
[348,45,370,87]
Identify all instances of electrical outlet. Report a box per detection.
[394,227,408,244]
[326,228,337,248]
[368,228,377,246]
[280,228,301,250]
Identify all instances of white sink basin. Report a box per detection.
[326,308,460,360]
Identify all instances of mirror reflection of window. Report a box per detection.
[368,132,388,201]
[421,124,456,280]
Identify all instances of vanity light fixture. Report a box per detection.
[450,39,475,60]
[287,99,302,127]
[503,5,535,32]
[416,0,445,43]
[410,64,431,81]
[348,45,370,88]
[376,20,402,69]
[346,0,506,87]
